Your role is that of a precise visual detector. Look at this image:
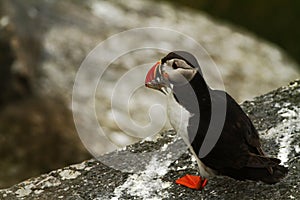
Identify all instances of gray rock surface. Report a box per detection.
[1,79,299,199]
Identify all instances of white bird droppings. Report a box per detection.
[36,175,61,189]
[266,106,300,167]
[59,169,81,180]
[34,189,44,195]
[71,162,86,170]
[294,145,300,154]
[15,184,34,198]
[112,155,172,200]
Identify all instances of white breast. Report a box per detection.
[166,92,191,142]
[166,92,216,178]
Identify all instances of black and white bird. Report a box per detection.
[145,51,288,190]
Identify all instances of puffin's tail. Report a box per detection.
[259,164,288,184]
[221,155,288,184]
[246,154,288,184]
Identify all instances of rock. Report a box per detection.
[1,0,300,188]
[0,96,90,189]
[1,79,299,199]
[0,0,91,188]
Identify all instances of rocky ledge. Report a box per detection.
[1,80,299,200]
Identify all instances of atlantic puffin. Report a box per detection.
[145,51,288,190]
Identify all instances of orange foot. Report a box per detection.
[175,174,208,190]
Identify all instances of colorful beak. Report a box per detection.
[145,61,161,84]
[145,61,165,92]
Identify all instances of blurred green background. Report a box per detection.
[158,0,300,66]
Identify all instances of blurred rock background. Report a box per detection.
[0,0,299,189]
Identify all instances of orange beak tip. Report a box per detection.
[175,174,207,190]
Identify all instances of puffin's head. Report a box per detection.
[145,51,200,94]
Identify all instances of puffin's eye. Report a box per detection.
[172,61,178,69]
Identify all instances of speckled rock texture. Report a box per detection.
[0,79,299,199]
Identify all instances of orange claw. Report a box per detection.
[175,174,208,190]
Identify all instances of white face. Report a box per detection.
[161,58,198,86]
[145,58,199,95]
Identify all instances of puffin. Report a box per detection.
[144,51,288,190]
